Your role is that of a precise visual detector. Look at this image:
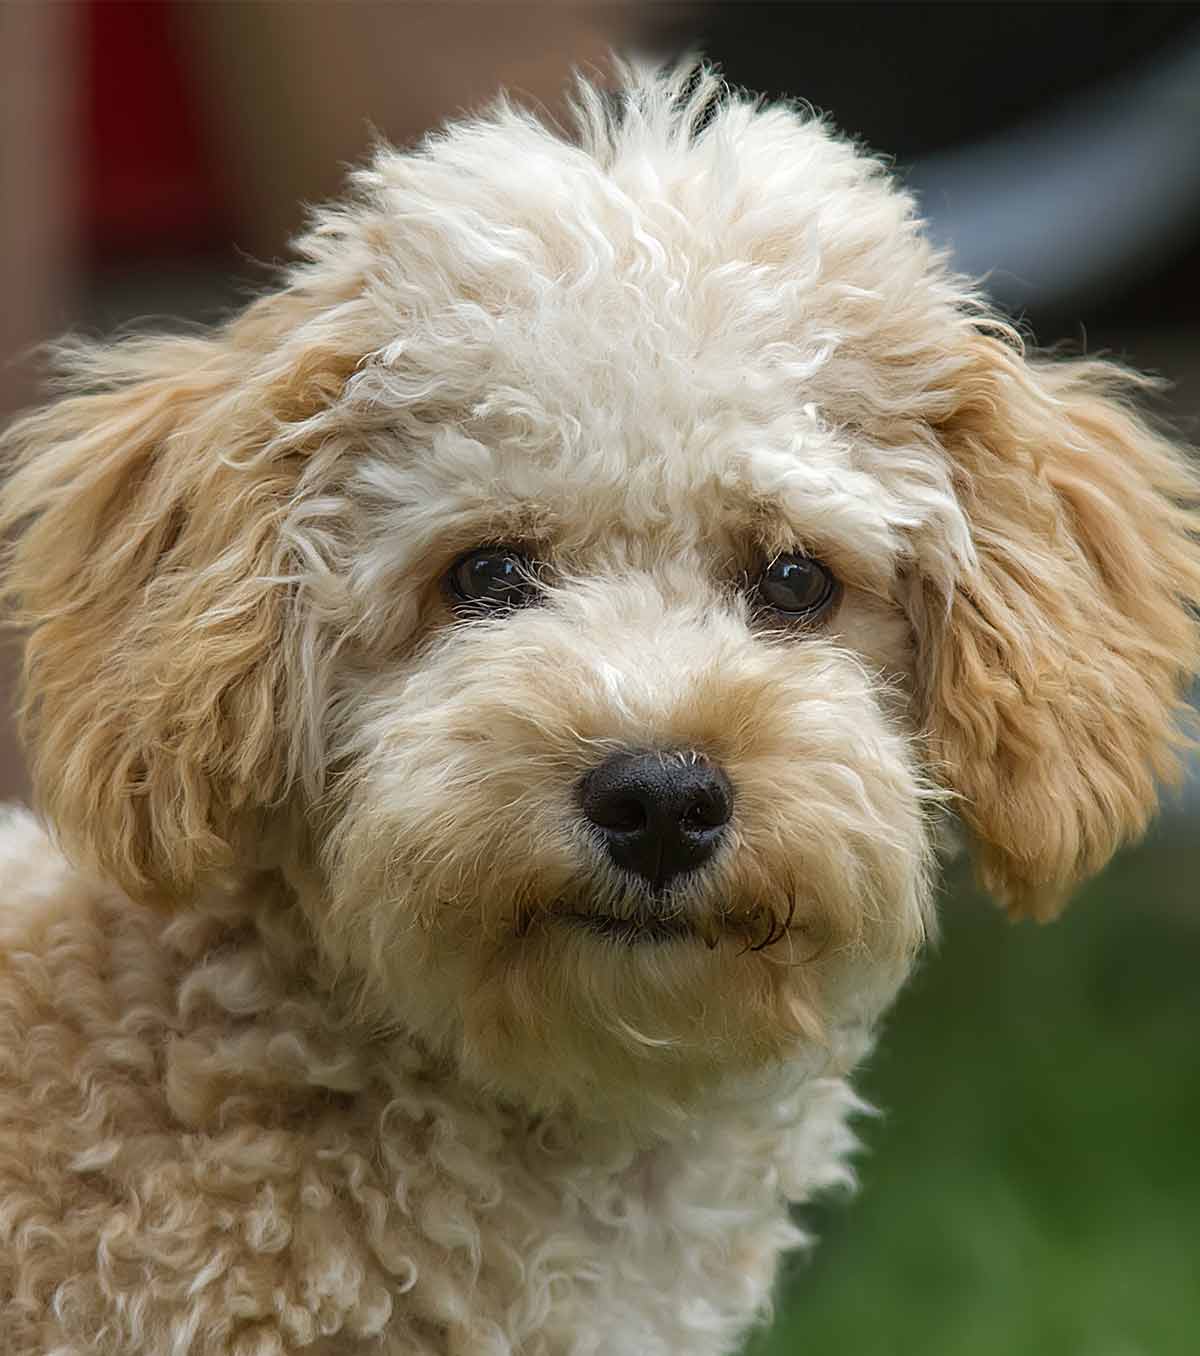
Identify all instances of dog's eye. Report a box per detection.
[755,553,838,619]
[447,547,541,611]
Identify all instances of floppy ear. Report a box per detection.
[0,297,355,901]
[916,332,1200,920]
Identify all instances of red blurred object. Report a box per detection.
[84,0,231,259]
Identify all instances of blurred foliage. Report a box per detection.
[749,825,1200,1356]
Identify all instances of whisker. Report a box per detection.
[782,893,797,934]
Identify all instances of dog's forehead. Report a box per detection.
[347,93,940,420]
[337,100,969,585]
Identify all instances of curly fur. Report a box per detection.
[0,60,1196,1353]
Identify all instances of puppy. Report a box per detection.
[0,62,1196,1356]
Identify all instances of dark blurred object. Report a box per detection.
[85,1,233,260]
[651,2,1200,331]
[650,3,1198,159]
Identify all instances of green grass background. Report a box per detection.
[747,822,1200,1356]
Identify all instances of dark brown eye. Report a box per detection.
[447,547,541,612]
[755,553,838,619]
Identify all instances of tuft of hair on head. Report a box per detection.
[914,324,1200,920]
[568,54,732,166]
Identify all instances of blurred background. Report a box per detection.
[2,3,1198,1352]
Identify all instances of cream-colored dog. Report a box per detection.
[0,63,1197,1355]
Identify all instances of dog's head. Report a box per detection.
[3,65,1197,1121]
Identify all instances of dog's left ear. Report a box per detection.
[914,330,1200,919]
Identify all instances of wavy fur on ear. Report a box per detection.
[919,332,1200,919]
[0,296,354,900]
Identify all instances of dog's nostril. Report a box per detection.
[680,786,731,832]
[579,751,733,890]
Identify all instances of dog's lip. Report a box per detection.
[553,910,695,945]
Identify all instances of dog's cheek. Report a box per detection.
[712,672,935,1038]
[306,656,585,1035]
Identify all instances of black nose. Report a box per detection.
[580,751,733,890]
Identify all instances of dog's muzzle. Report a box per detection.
[579,750,733,891]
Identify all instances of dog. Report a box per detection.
[0,61,1197,1355]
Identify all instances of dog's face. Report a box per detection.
[3,67,1197,1122]
[318,351,937,1115]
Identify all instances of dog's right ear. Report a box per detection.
[0,297,357,902]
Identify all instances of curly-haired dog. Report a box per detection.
[0,63,1197,1356]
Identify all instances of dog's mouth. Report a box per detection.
[536,882,804,952]
[554,909,696,945]
[543,892,806,953]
